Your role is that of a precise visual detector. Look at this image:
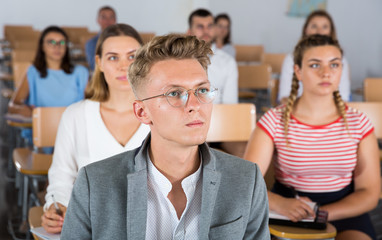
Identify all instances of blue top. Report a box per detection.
[85,34,100,70]
[22,64,89,145]
[27,65,89,107]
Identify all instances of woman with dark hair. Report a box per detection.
[278,10,351,104]
[41,24,150,233]
[214,13,236,58]
[9,25,88,115]
[245,35,379,240]
[8,26,89,142]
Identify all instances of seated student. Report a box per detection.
[61,34,269,239]
[214,13,236,58]
[8,26,89,143]
[41,24,150,233]
[85,6,116,71]
[278,10,351,104]
[188,8,238,104]
[244,35,380,240]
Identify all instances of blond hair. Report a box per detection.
[283,34,347,143]
[128,34,212,97]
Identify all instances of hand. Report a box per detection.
[41,203,67,234]
[274,196,316,222]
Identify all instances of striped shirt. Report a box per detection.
[258,105,374,192]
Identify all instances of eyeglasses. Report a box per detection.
[45,39,67,47]
[140,85,218,108]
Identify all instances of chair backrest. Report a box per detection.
[62,26,89,45]
[12,40,38,51]
[32,107,66,147]
[238,64,272,89]
[206,103,256,142]
[347,102,382,139]
[139,32,155,45]
[12,61,31,88]
[7,31,40,48]
[4,25,34,40]
[235,45,264,62]
[261,53,286,75]
[11,49,36,62]
[364,78,382,102]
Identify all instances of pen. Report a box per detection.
[52,194,63,216]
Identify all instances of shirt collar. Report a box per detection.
[147,149,202,198]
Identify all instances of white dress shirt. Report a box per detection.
[44,100,150,210]
[208,44,238,104]
[146,154,202,240]
[278,53,351,102]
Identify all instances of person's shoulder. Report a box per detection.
[211,149,260,177]
[264,104,284,119]
[214,47,236,63]
[61,99,95,120]
[27,64,38,75]
[73,64,88,74]
[346,105,368,120]
[83,148,139,176]
[86,34,99,45]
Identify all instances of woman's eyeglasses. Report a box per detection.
[45,39,67,47]
[140,85,218,108]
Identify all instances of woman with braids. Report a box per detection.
[244,35,379,240]
[278,10,351,104]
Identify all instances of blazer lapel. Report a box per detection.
[126,136,151,239]
[126,171,147,239]
[199,167,221,238]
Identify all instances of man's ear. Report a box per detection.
[133,100,152,125]
[96,55,103,72]
[294,64,302,81]
[186,29,192,36]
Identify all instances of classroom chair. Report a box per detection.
[139,32,156,45]
[4,25,34,41]
[206,103,256,142]
[347,102,382,198]
[11,49,35,62]
[238,64,273,114]
[61,26,89,46]
[235,44,264,63]
[28,206,44,240]
[363,78,382,102]
[261,53,286,75]
[13,107,65,225]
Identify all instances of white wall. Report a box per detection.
[1,0,381,93]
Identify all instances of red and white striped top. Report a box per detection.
[258,105,374,193]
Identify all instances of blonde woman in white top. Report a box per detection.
[41,24,150,233]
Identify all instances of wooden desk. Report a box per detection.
[269,223,336,240]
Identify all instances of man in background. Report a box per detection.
[85,6,116,70]
[188,8,238,104]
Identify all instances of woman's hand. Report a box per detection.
[41,203,67,234]
[273,195,316,222]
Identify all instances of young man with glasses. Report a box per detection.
[61,34,269,239]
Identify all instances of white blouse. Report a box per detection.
[44,99,150,210]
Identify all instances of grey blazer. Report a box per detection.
[61,136,270,240]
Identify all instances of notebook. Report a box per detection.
[269,201,328,229]
[30,227,61,240]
